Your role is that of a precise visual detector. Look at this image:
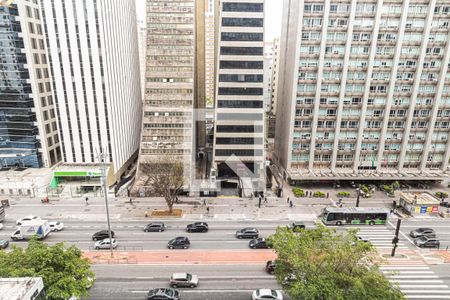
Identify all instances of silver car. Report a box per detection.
[170,273,199,288]
[94,238,117,250]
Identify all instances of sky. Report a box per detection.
[135,0,283,42]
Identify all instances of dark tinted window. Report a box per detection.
[223,3,264,12]
[221,32,263,41]
[216,125,263,133]
[218,100,263,108]
[219,74,263,82]
[222,17,263,27]
[219,87,263,95]
[216,137,263,144]
[215,149,263,156]
[220,60,263,69]
[221,47,263,56]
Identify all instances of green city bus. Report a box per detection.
[321,207,389,226]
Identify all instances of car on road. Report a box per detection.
[0,223,3,230]
[147,288,180,300]
[0,239,9,249]
[144,222,166,232]
[265,260,276,274]
[49,221,64,232]
[440,201,450,208]
[236,227,259,239]
[92,230,115,241]
[287,222,305,231]
[252,289,283,300]
[186,222,208,233]
[249,237,272,249]
[16,215,40,226]
[170,272,199,288]
[409,228,436,238]
[167,237,190,249]
[94,238,117,250]
[414,236,440,248]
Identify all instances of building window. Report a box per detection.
[222,3,264,12]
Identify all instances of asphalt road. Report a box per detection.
[89,265,287,300]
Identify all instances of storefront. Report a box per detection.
[399,192,440,216]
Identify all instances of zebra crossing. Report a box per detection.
[355,226,409,250]
[381,265,450,299]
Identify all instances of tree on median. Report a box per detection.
[0,238,95,300]
[268,225,405,300]
[141,156,185,213]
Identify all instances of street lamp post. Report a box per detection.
[101,167,114,258]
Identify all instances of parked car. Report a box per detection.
[0,239,9,249]
[92,230,115,241]
[170,273,199,288]
[94,238,117,250]
[144,222,166,232]
[49,221,64,232]
[252,289,283,300]
[409,228,436,238]
[265,260,276,274]
[16,215,40,226]
[147,288,180,300]
[249,238,271,249]
[168,237,190,249]
[414,236,440,248]
[236,227,259,239]
[287,222,305,231]
[186,222,208,233]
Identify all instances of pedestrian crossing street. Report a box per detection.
[381,265,450,299]
[354,227,409,250]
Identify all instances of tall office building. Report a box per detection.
[205,0,216,104]
[213,0,265,191]
[0,0,60,168]
[263,41,274,113]
[139,0,196,185]
[40,0,142,179]
[270,37,281,115]
[275,0,450,183]
[137,20,146,98]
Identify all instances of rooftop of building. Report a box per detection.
[400,192,441,205]
[0,277,44,300]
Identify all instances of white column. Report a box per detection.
[375,0,410,169]
[398,0,436,171]
[353,0,384,172]
[331,0,357,171]
[308,0,330,170]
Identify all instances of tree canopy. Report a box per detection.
[0,238,94,300]
[268,225,405,300]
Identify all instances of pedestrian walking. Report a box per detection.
[287,196,290,203]
[202,198,206,206]
[85,197,89,205]
[258,197,262,208]
[327,192,329,198]
[206,206,210,215]
[264,197,268,204]
[289,200,293,208]
[129,198,133,204]
[175,196,179,203]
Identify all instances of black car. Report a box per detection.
[409,228,436,238]
[414,236,440,248]
[287,222,306,231]
[249,237,271,249]
[144,222,166,232]
[236,227,259,239]
[440,201,450,208]
[265,260,276,274]
[92,230,115,241]
[0,239,9,249]
[147,288,180,300]
[168,237,190,249]
[186,222,208,233]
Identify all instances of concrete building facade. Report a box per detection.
[40,0,142,179]
[205,0,216,105]
[137,20,146,98]
[275,0,450,182]
[138,0,196,185]
[213,0,266,191]
[0,1,61,168]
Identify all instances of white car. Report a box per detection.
[94,238,117,250]
[49,221,64,232]
[0,223,3,230]
[252,289,283,300]
[16,215,40,226]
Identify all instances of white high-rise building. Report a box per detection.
[40,0,142,179]
[213,0,265,193]
[275,0,450,183]
[137,20,146,98]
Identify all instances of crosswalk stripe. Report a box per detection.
[382,271,435,274]
[406,296,450,299]
[389,275,440,279]
[397,284,449,288]
[402,291,450,294]
[393,280,444,283]
[380,266,430,270]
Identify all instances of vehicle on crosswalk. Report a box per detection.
[170,272,199,288]
[252,289,283,300]
[147,288,180,300]
[409,228,436,238]
[236,227,259,239]
[320,207,389,226]
[414,236,440,248]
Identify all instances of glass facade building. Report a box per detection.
[0,4,42,168]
